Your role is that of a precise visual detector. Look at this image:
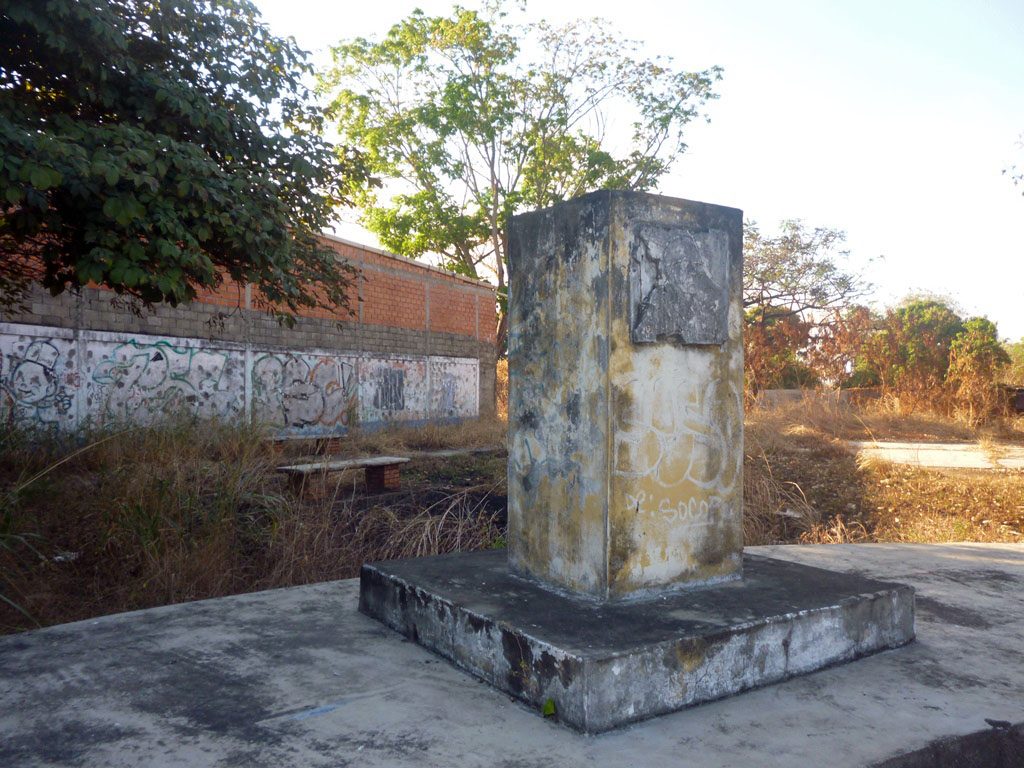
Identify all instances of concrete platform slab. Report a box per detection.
[360,551,915,732]
[1,544,1023,767]
[849,440,1024,470]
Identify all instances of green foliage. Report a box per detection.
[949,318,1008,367]
[853,300,1010,420]
[946,317,1010,423]
[845,359,881,388]
[876,299,965,391]
[320,1,722,346]
[1002,338,1024,385]
[0,0,367,319]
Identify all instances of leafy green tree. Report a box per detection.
[0,0,367,319]
[320,2,722,348]
[947,317,1011,423]
[864,298,965,393]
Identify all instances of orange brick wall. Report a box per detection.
[183,235,496,343]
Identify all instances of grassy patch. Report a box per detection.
[0,418,504,634]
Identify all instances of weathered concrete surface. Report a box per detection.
[360,550,914,732]
[507,191,744,599]
[850,440,1024,470]
[1,543,1020,768]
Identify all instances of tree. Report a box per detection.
[805,305,879,389]
[1002,338,1024,385]
[861,298,965,394]
[946,317,1010,423]
[743,220,868,324]
[320,2,722,349]
[0,0,367,319]
[742,307,818,393]
[742,220,869,392]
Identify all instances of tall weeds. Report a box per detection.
[0,418,504,634]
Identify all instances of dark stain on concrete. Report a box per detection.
[873,721,1024,768]
[0,720,139,767]
[565,393,580,426]
[897,654,987,692]
[536,650,576,688]
[914,596,994,629]
[131,648,280,743]
[501,627,535,697]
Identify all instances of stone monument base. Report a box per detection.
[359,550,915,733]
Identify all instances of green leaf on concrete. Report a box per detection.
[542,698,556,718]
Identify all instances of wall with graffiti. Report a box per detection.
[0,323,480,436]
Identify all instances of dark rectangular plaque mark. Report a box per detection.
[629,222,730,345]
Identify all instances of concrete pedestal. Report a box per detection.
[507,192,746,599]
[358,191,915,731]
[359,550,915,733]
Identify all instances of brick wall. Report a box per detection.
[0,235,497,435]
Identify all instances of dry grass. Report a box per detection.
[743,398,1024,545]
[749,390,1024,444]
[4,392,1022,634]
[496,358,508,421]
[0,419,504,635]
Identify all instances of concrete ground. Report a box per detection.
[2,543,1023,767]
[849,440,1024,470]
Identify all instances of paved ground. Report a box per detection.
[849,440,1024,470]
[2,543,1023,767]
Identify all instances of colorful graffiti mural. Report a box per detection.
[87,339,245,425]
[0,324,480,436]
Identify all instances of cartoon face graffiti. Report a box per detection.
[8,341,60,404]
[2,339,73,421]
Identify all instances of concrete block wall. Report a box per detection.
[0,235,497,436]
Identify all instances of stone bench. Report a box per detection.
[278,456,411,493]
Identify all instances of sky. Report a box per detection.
[253,0,1024,340]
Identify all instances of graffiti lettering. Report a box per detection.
[0,325,480,437]
[373,369,405,412]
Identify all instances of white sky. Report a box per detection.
[253,0,1024,340]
